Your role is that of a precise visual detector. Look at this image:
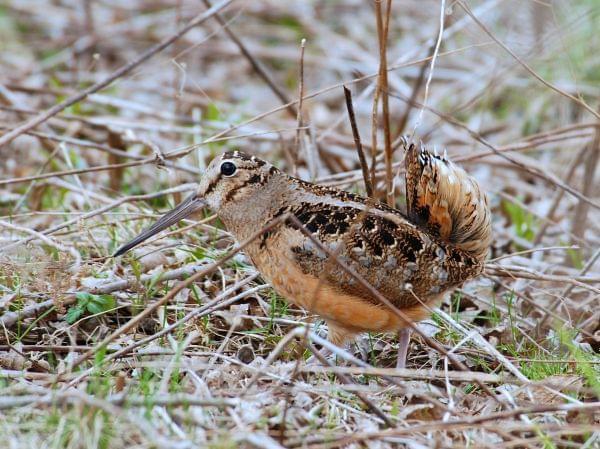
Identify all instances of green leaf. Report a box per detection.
[66,306,84,324]
[86,301,104,315]
[86,294,116,315]
[65,292,116,323]
[205,102,221,121]
[75,292,93,305]
[502,199,537,244]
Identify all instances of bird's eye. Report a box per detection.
[220,161,237,177]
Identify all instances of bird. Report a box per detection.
[114,140,492,368]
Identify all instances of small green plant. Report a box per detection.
[504,291,518,344]
[475,294,502,327]
[65,292,116,324]
[565,243,584,269]
[450,291,462,320]
[502,199,537,244]
[518,348,569,381]
[558,327,600,395]
[189,283,204,305]
[268,291,288,329]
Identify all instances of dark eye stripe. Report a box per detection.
[246,174,261,184]
[223,183,244,203]
[203,177,219,197]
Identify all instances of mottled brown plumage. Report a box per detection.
[115,141,492,366]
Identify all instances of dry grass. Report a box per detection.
[0,1,599,448]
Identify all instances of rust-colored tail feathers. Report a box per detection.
[404,139,492,261]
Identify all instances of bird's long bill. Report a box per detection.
[113,194,206,257]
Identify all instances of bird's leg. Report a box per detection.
[306,321,352,365]
[396,328,411,369]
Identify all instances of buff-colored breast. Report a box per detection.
[246,236,435,336]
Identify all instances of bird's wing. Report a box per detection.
[285,202,481,310]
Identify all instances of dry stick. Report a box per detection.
[343,86,374,197]
[292,39,307,176]
[307,342,394,428]
[0,124,141,159]
[1,184,197,251]
[0,393,234,410]
[490,245,580,263]
[533,145,588,245]
[0,126,304,187]
[0,105,317,162]
[321,126,594,186]
[393,7,445,154]
[388,90,600,210]
[570,117,599,246]
[291,428,594,449]
[0,0,235,149]
[412,0,445,139]
[0,258,216,328]
[165,47,475,163]
[302,365,505,384]
[284,215,506,408]
[0,158,156,187]
[399,120,594,166]
[539,246,600,329]
[393,42,432,140]
[201,0,296,116]
[0,94,191,125]
[63,213,288,374]
[65,278,265,389]
[520,122,599,144]
[369,12,382,196]
[302,404,600,447]
[485,264,600,291]
[380,0,394,207]
[372,0,393,205]
[456,0,599,120]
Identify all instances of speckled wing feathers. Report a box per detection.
[259,140,491,311]
[280,205,481,310]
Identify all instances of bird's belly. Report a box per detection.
[251,248,432,333]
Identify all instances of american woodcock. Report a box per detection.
[115,141,492,367]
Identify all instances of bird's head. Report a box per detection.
[114,150,280,257]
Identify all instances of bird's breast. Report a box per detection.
[244,238,432,333]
